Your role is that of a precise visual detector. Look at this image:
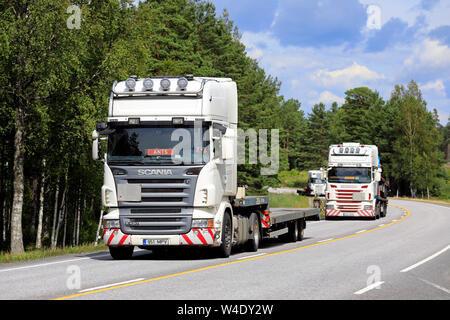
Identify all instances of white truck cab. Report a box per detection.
[325,143,387,219]
[307,170,326,197]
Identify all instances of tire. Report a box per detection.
[245,212,260,252]
[381,203,387,218]
[286,220,298,242]
[375,202,381,220]
[217,212,232,258]
[109,246,134,260]
[297,219,305,241]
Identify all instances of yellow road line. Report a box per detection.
[53,204,410,300]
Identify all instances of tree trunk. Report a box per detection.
[62,204,67,250]
[35,160,46,249]
[10,108,25,254]
[31,177,39,234]
[50,183,60,249]
[52,176,67,250]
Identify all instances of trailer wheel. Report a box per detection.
[375,202,381,220]
[286,221,298,242]
[297,219,305,241]
[245,212,260,252]
[217,212,232,258]
[109,246,134,260]
[381,202,387,218]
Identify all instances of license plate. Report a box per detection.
[342,212,352,217]
[143,239,169,245]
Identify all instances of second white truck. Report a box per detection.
[325,143,388,219]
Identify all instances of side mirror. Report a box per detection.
[221,128,236,161]
[96,122,107,131]
[92,130,100,160]
[375,171,381,182]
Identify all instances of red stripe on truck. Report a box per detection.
[182,234,193,245]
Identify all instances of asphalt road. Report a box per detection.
[0,199,449,300]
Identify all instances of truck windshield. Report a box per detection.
[328,167,371,183]
[107,126,210,165]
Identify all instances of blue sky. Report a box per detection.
[210,0,450,124]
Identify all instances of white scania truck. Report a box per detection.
[92,75,319,259]
[325,143,388,219]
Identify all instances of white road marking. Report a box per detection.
[78,278,145,293]
[400,244,450,273]
[237,253,266,260]
[0,252,111,273]
[317,238,334,243]
[355,230,367,234]
[417,278,450,295]
[354,281,385,295]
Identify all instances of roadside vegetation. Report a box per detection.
[0,243,107,265]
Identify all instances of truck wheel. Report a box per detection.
[217,212,232,258]
[297,219,305,241]
[109,246,134,260]
[381,203,387,218]
[286,221,298,242]
[375,203,381,220]
[245,213,260,252]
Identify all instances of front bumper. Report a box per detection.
[103,227,218,247]
[326,209,374,217]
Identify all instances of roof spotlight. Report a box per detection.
[125,78,136,91]
[177,77,188,91]
[160,78,171,91]
[143,78,154,91]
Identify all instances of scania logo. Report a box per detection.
[137,169,173,176]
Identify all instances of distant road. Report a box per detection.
[0,199,449,300]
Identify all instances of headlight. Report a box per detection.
[103,219,120,229]
[364,205,372,210]
[200,189,208,204]
[105,189,112,205]
[191,219,213,228]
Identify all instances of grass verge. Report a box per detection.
[391,197,449,206]
[0,243,107,265]
[269,193,311,208]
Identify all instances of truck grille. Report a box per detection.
[336,202,362,212]
[120,214,192,235]
[113,166,200,235]
[117,177,195,207]
[336,189,360,200]
[336,189,361,212]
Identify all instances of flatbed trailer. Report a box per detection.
[233,196,320,243]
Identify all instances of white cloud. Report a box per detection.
[316,91,346,104]
[421,79,445,96]
[404,39,450,70]
[313,62,385,88]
